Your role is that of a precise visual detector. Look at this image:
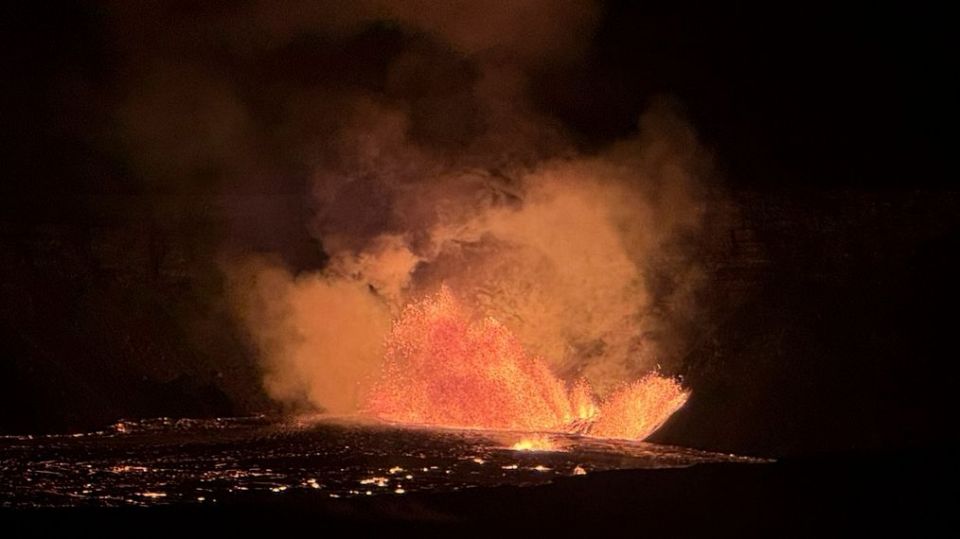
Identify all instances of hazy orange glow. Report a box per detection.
[364,287,689,440]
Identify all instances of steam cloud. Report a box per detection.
[106,1,719,413]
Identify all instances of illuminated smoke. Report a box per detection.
[271,101,711,407]
[228,256,392,413]
[203,1,719,416]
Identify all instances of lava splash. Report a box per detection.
[364,287,689,440]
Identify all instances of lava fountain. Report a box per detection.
[364,287,689,441]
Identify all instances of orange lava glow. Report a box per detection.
[510,436,562,452]
[363,287,689,441]
[588,375,691,440]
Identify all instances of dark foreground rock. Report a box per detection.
[2,449,950,536]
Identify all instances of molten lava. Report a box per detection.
[364,287,688,441]
[510,435,562,452]
[588,375,691,440]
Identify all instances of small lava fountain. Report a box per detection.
[510,435,562,452]
[364,287,689,441]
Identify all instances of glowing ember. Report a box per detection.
[364,287,689,440]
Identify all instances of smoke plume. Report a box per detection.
[104,1,718,413]
[233,99,712,411]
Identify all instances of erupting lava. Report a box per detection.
[364,287,689,441]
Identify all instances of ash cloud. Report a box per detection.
[103,1,721,412]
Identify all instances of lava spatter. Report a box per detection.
[364,287,688,440]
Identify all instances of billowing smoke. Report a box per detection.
[231,98,711,412]
[103,1,718,413]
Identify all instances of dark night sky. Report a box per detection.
[2,3,955,195]
[0,1,957,458]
